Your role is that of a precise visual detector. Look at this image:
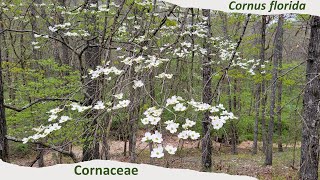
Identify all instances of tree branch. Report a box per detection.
[6,136,79,163]
[4,98,80,112]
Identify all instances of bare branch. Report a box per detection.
[6,136,79,163]
[4,98,80,112]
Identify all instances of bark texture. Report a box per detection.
[300,16,320,180]
[0,24,9,162]
[276,15,284,153]
[201,9,212,172]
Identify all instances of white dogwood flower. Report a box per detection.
[155,73,173,79]
[151,131,163,143]
[178,130,190,139]
[211,119,224,130]
[165,121,179,133]
[48,107,63,114]
[141,117,150,125]
[141,132,153,142]
[133,80,144,89]
[165,145,177,155]
[113,100,130,109]
[48,114,58,122]
[59,116,71,123]
[151,146,164,158]
[113,93,123,99]
[93,101,105,110]
[173,103,187,111]
[166,95,183,106]
[182,118,196,129]
[189,131,200,140]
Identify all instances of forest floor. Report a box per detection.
[9,138,301,180]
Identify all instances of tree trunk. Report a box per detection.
[265,15,284,166]
[275,16,284,153]
[0,21,9,162]
[128,81,140,163]
[82,0,101,161]
[201,9,212,172]
[252,19,262,154]
[58,0,70,66]
[260,16,267,154]
[300,16,320,180]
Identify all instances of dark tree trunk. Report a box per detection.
[260,16,267,154]
[201,9,212,172]
[128,90,138,163]
[128,75,141,163]
[0,22,9,162]
[82,0,101,162]
[300,16,320,180]
[276,15,284,153]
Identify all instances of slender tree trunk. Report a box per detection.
[252,19,262,155]
[0,21,9,162]
[265,15,284,165]
[274,15,284,152]
[201,9,212,172]
[300,16,320,180]
[260,16,267,153]
[275,16,284,153]
[231,79,238,155]
[128,78,140,163]
[58,0,70,66]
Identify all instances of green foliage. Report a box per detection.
[5,59,81,142]
[9,142,32,157]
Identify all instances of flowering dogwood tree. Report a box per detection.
[0,0,268,170]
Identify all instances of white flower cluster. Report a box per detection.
[70,102,92,112]
[93,101,105,110]
[141,107,163,125]
[178,130,200,140]
[155,73,173,79]
[188,99,211,111]
[121,55,169,71]
[165,96,188,111]
[112,100,130,110]
[166,95,184,106]
[98,4,109,12]
[210,110,237,129]
[173,103,187,111]
[122,56,145,66]
[64,30,90,37]
[205,37,267,76]
[31,41,41,49]
[150,145,177,158]
[89,66,123,79]
[141,131,163,143]
[133,80,144,89]
[48,22,71,32]
[22,107,71,144]
[178,119,200,140]
[144,56,169,69]
[139,94,238,158]
[182,118,196,129]
[165,120,179,133]
[34,34,48,38]
[141,131,177,158]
